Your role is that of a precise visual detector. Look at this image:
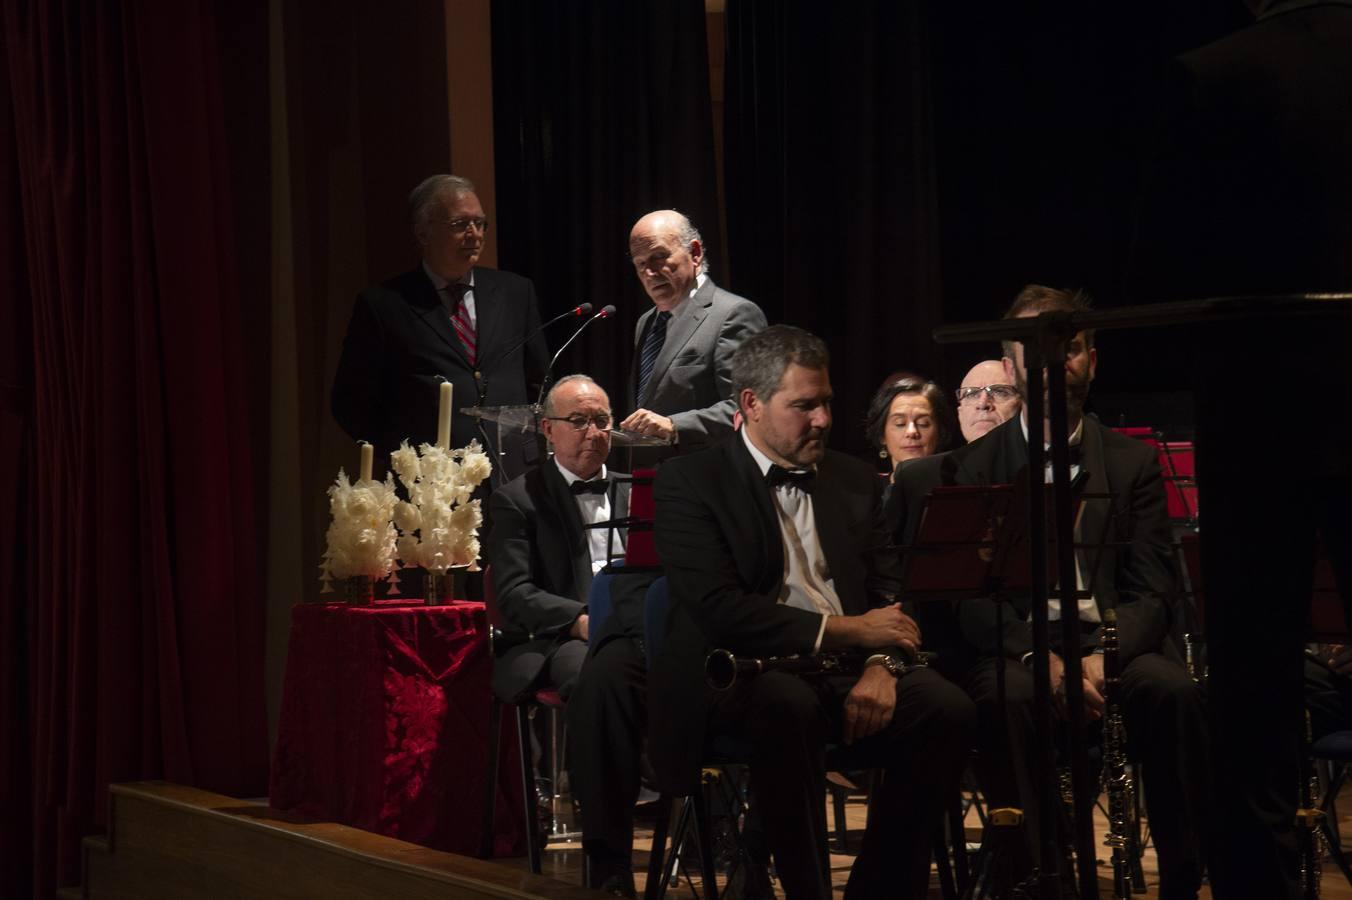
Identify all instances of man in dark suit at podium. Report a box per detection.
[620,209,766,452]
[650,325,975,899]
[331,174,549,478]
[484,375,627,701]
[890,286,1210,899]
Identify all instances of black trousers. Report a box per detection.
[960,652,1210,900]
[566,636,648,863]
[706,666,976,900]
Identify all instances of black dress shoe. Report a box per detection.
[597,871,637,899]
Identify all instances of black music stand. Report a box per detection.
[901,473,1111,899]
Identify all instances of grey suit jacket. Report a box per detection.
[628,278,766,451]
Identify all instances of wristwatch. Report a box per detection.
[867,653,906,677]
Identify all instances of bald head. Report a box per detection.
[629,210,707,310]
[956,360,1021,442]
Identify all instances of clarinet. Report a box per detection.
[704,648,927,691]
[1101,608,1138,900]
[1297,709,1324,900]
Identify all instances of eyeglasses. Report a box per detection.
[434,217,490,234]
[956,384,1020,404]
[545,413,613,432]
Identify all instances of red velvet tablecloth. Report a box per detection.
[269,600,524,856]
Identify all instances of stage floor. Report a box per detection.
[496,779,1352,898]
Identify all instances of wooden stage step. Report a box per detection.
[76,781,597,899]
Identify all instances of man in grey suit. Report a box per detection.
[620,210,766,450]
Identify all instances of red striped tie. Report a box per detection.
[447,283,476,364]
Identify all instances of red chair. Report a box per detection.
[1113,427,1197,523]
[479,564,569,873]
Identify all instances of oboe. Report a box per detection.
[1101,608,1138,900]
[704,648,927,691]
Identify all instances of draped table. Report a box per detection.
[269,600,525,857]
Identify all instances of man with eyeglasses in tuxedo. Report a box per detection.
[485,374,628,702]
[332,174,549,480]
[955,359,1022,443]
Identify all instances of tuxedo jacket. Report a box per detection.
[485,461,629,700]
[331,266,549,473]
[648,436,900,793]
[628,279,766,451]
[888,416,1176,671]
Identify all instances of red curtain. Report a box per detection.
[2,1,269,895]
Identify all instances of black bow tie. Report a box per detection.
[570,479,609,496]
[765,465,815,492]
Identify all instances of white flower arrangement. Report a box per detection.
[319,469,402,593]
[389,438,493,575]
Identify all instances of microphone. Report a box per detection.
[535,305,616,409]
[473,302,593,489]
[492,302,594,370]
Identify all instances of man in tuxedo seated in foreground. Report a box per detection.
[485,375,626,702]
[889,285,1210,899]
[649,324,976,899]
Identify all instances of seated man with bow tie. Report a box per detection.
[486,374,657,898]
[485,374,627,703]
[888,285,1210,899]
[649,325,976,900]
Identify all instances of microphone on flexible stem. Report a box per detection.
[535,304,616,410]
[493,303,594,370]
[473,303,593,488]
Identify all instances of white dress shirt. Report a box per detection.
[741,430,841,651]
[554,459,624,573]
[1019,413,1100,624]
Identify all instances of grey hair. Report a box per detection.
[542,374,608,417]
[731,325,829,410]
[408,175,477,226]
[672,212,710,276]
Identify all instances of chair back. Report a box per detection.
[642,576,671,670]
[587,569,617,639]
[623,469,660,566]
[1113,426,1197,522]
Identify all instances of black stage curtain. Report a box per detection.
[490,0,721,412]
[723,1,1245,451]
[724,0,944,460]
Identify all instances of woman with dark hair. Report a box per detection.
[864,374,958,476]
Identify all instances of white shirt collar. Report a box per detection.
[659,272,707,319]
[741,428,814,478]
[1019,411,1084,449]
[554,457,607,486]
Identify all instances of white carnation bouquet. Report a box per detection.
[319,469,402,593]
[389,438,493,574]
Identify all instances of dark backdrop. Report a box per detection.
[489,1,1249,456]
[491,0,722,410]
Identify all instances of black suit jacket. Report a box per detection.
[485,461,629,700]
[648,436,900,793]
[888,416,1176,670]
[331,265,549,475]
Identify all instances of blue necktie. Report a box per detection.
[636,310,671,405]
